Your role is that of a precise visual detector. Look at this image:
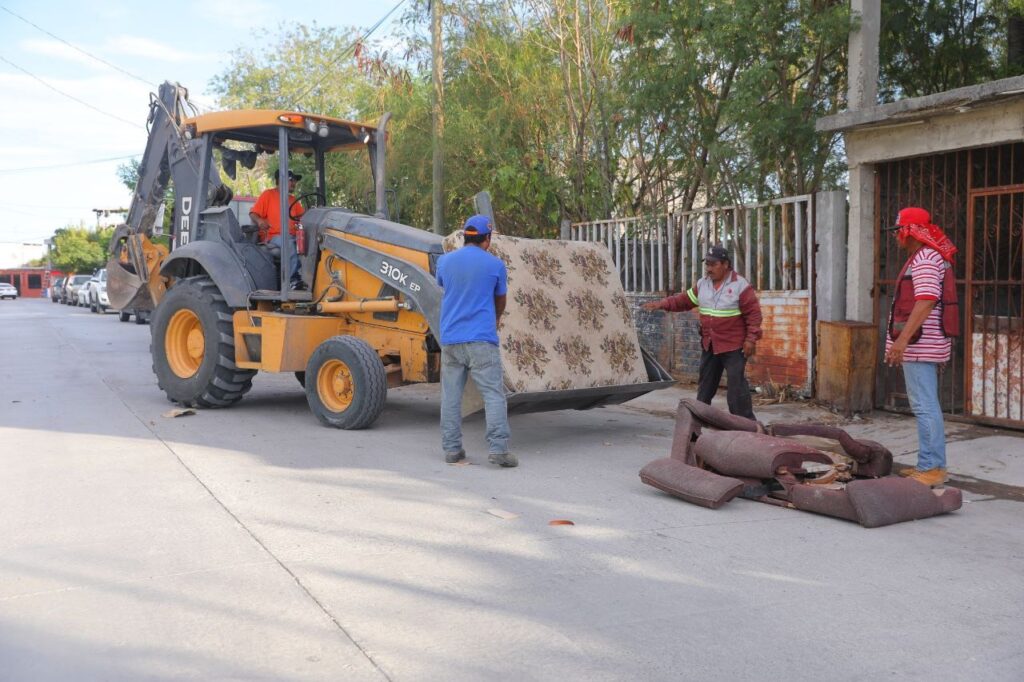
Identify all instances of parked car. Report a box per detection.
[63,274,92,305]
[88,269,110,313]
[0,282,18,299]
[76,281,91,307]
[50,277,65,302]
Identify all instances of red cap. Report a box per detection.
[895,207,930,227]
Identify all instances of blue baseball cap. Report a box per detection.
[463,214,493,236]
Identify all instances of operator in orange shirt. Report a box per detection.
[250,170,306,290]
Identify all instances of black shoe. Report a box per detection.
[445,449,466,464]
[488,453,518,468]
[290,280,308,291]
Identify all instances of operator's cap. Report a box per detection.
[287,170,302,181]
[704,244,730,263]
[885,206,930,231]
[463,214,493,236]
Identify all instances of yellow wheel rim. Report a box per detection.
[317,359,354,412]
[166,309,205,379]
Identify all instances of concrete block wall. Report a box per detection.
[626,293,700,382]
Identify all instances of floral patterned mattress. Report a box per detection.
[442,232,649,393]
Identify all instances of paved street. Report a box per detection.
[2,297,1022,681]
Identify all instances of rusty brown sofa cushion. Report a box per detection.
[695,431,833,479]
[844,478,963,528]
[640,458,745,510]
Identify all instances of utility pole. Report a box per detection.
[92,207,129,228]
[430,0,445,234]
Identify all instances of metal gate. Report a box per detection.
[967,187,1024,424]
[876,144,1024,428]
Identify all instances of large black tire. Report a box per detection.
[150,276,256,408]
[135,310,149,325]
[118,310,131,322]
[304,336,387,429]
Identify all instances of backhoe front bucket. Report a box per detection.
[107,258,154,310]
[106,230,168,312]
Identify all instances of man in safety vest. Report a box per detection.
[883,206,957,488]
[642,245,762,419]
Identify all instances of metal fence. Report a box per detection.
[569,195,814,294]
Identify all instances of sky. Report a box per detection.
[0,0,407,246]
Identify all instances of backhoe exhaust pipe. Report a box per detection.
[374,113,391,219]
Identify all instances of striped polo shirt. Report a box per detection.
[885,247,952,363]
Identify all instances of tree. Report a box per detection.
[116,159,141,191]
[49,225,112,274]
[360,1,627,233]
[879,0,1001,101]
[618,0,850,212]
[210,23,379,212]
[116,156,174,237]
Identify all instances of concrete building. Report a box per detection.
[0,267,63,298]
[817,0,1024,428]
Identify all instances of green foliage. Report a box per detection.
[210,23,378,212]
[203,1,1014,234]
[880,0,1001,100]
[115,156,173,233]
[49,225,116,274]
[210,4,624,235]
[619,0,850,208]
[116,159,141,191]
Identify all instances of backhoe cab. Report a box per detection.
[112,81,672,430]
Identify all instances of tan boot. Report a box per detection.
[908,468,948,487]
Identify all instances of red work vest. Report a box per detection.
[888,254,960,342]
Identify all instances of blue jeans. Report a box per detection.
[441,342,510,455]
[902,361,946,471]
[269,234,301,282]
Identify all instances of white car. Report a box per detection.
[77,280,92,307]
[88,269,110,313]
[0,282,17,299]
[63,274,92,305]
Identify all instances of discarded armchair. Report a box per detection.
[639,399,962,528]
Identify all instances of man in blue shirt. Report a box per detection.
[436,215,515,467]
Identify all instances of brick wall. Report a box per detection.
[625,291,810,390]
[746,292,811,390]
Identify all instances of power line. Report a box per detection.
[0,5,154,87]
[0,5,217,112]
[0,206,80,218]
[0,54,144,129]
[0,201,107,209]
[0,153,140,174]
[287,0,408,105]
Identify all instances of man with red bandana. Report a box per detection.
[883,207,957,487]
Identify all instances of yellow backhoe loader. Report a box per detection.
[108,82,672,428]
